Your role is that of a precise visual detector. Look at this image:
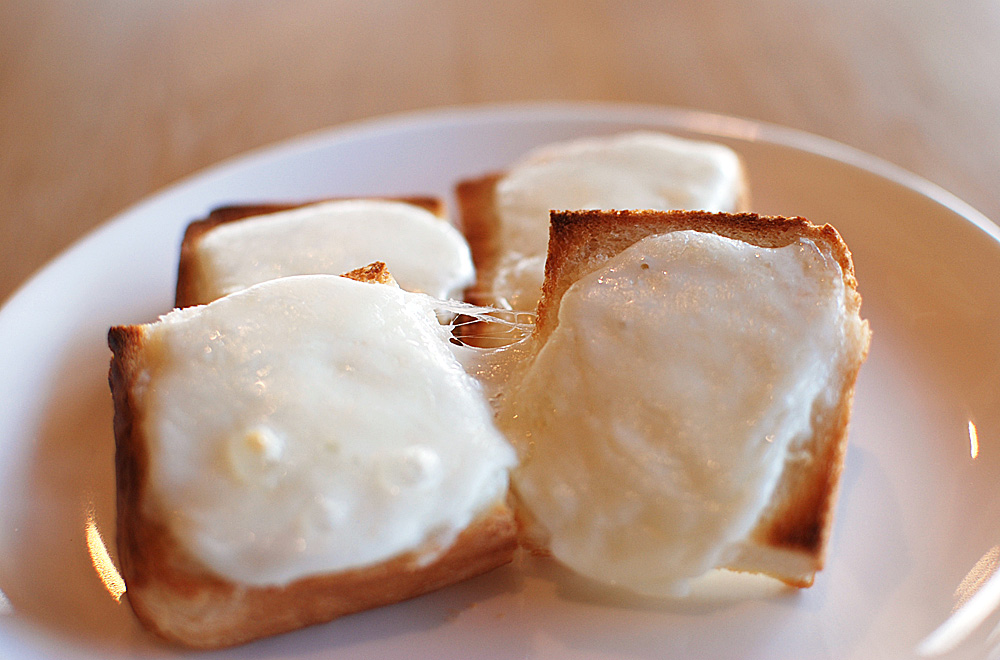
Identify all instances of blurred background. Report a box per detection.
[3,0,1000,303]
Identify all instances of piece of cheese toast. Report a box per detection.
[110,264,517,648]
[175,197,472,308]
[456,132,750,313]
[500,210,870,593]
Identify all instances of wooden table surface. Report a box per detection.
[4,0,1000,305]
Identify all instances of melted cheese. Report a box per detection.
[139,275,515,586]
[492,132,745,311]
[189,199,474,304]
[499,230,852,595]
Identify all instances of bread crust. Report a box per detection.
[175,197,445,308]
[532,209,870,587]
[340,260,398,287]
[455,175,505,308]
[109,266,517,648]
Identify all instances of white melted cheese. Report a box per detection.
[190,199,474,304]
[492,132,745,311]
[139,275,516,586]
[500,230,853,596]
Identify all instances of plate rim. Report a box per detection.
[2,100,998,317]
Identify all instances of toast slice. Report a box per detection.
[110,265,517,648]
[503,210,870,591]
[456,132,750,314]
[175,197,471,308]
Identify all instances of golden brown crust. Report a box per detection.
[109,265,518,648]
[175,197,445,308]
[340,260,398,286]
[455,175,504,307]
[533,209,870,587]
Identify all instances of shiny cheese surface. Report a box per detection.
[190,199,474,304]
[139,275,515,586]
[500,230,852,595]
[492,132,745,311]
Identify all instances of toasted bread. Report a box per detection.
[109,265,517,648]
[339,260,398,287]
[508,210,870,589]
[456,132,750,313]
[174,197,463,308]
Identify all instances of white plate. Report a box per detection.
[2,102,1000,660]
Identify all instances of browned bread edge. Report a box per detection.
[340,260,398,287]
[455,175,504,308]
